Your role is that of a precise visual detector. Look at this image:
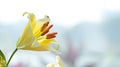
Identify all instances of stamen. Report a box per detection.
[41,25,53,36]
[40,21,49,32]
[46,32,57,39]
[48,24,53,30]
[47,36,56,39]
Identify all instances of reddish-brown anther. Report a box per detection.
[46,32,57,39]
[40,21,49,32]
[41,24,53,36]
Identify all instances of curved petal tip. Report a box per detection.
[23,12,29,16]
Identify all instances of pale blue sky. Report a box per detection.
[0,0,120,28]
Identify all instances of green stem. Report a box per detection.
[6,48,18,67]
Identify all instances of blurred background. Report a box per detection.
[0,0,120,67]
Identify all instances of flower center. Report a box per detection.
[40,21,57,39]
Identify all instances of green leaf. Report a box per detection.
[0,50,6,61]
[0,50,6,67]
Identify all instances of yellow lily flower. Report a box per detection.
[16,12,59,52]
[56,56,64,67]
[46,56,64,67]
